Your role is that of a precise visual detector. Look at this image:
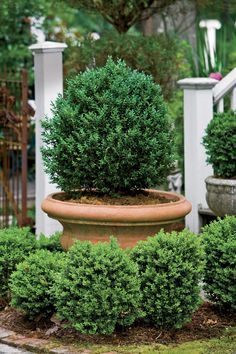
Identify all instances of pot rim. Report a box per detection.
[43,189,186,208]
[205,175,236,186]
[41,189,192,223]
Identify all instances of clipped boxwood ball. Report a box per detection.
[0,227,36,301]
[52,239,142,334]
[41,58,174,196]
[202,216,236,310]
[10,250,66,319]
[131,229,204,329]
[37,232,64,253]
[203,110,236,178]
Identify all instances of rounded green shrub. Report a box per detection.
[203,110,236,178]
[131,229,204,329]
[37,232,63,252]
[0,227,36,301]
[10,250,66,319]
[52,239,142,334]
[202,216,236,310]
[41,58,174,196]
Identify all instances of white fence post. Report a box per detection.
[29,41,67,236]
[178,78,217,233]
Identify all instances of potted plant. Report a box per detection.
[203,110,236,216]
[41,58,191,249]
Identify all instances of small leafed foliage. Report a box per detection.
[203,110,236,178]
[37,232,63,252]
[202,216,236,311]
[131,229,204,329]
[41,58,174,196]
[0,227,36,301]
[10,250,66,319]
[52,239,142,334]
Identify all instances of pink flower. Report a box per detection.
[209,72,223,81]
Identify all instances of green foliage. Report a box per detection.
[52,239,142,334]
[43,3,111,47]
[65,0,177,33]
[65,31,190,100]
[0,227,36,301]
[131,229,204,329]
[167,91,185,173]
[10,250,65,319]
[225,34,236,74]
[189,1,236,78]
[41,58,174,196]
[202,216,236,311]
[188,26,226,77]
[37,232,63,252]
[0,0,114,73]
[203,111,236,178]
[0,0,49,71]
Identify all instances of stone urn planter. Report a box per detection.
[42,189,191,249]
[203,110,236,217]
[205,176,236,216]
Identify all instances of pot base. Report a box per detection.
[60,220,184,249]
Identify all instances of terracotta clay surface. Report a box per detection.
[42,189,192,249]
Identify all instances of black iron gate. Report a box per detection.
[0,69,34,228]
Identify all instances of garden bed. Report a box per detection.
[0,302,235,347]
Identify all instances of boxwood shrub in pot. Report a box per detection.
[41,58,191,249]
[203,110,236,216]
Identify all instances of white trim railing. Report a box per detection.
[213,67,236,112]
[178,67,236,233]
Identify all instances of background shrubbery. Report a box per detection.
[65,32,191,100]
[131,229,204,329]
[202,216,236,311]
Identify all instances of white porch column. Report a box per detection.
[199,20,221,69]
[29,41,67,236]
[178,78,217,233]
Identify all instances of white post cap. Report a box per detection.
[178,78,218,90]
[199,19,221,30]
[29,41,67,53]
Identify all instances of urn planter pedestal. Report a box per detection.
[42,189,192,249]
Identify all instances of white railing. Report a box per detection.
[213,68,236,112]
[178,67,236,233]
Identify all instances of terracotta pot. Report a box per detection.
[205,176,236,216]
[41,189,192,249]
